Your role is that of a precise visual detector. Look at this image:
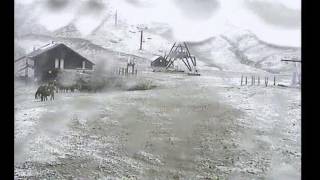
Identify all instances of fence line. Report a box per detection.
[240,75,276,87]
[116,67,138,76]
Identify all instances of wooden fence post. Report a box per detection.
[251,76,254,85]
[258,76,260,85]
[245,76,247,85]
[241,75,243,86]
[265,77,268,87]
[274,76,276,86]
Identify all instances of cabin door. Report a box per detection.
[82,61,86,69]
[55,59,59,68]
[60,59,64,69]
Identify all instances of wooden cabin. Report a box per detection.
[15,42,94,82]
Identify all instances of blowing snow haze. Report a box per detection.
[244,0,301,29]
[14,0,301,179]
[173,0,220,20]
[15,0,300,46]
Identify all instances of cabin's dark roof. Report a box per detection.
[27,43,61,58]
[151,56,168,67]
[21,43,94,65]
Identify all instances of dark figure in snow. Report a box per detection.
[40,86,50,101]
[70,84,77,92]
[35,84,53,101]
[48,84,55,100]
[35,88,40,99]
[35,85,46,100]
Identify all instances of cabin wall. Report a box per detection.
[34,52,55,80]
[33,45,94,81]
[56,45,93,69]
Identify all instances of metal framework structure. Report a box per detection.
[164,42,199,75]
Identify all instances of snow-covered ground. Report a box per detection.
[14,64,300,179]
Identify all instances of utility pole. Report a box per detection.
[139,30,143,50]
[25,58,29,84]
[115,10,118,26]
[137,25,147,50]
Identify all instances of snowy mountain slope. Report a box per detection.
[14,4,52,38]
[14,2,300,75]
[188,36,266,73]
[15,26,300,75]
[188,29,300,74]
[53,23,82,38]
[14,1,154,68]
[86,19,172,60]
[221,29,300,73]
[42,9,173,61]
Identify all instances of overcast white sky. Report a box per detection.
[15,0,301,47]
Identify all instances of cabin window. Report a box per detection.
[60,59,64,69]
[82,61,86,69]
[55,59,59,68]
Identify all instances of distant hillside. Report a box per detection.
[188,29,300,74]
[14,4,52,38]
[53,23,82,38]
[14,2,300,74]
